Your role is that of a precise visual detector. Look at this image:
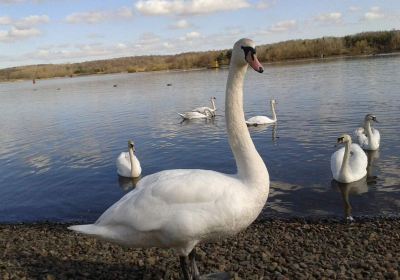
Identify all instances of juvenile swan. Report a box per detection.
[69,39,268,280]
[246,99,277,126]
[116,140,141,178]
[354,114,380,150]
[331,134,367,183]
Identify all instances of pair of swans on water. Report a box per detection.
[70,38,267,279]
[178,97,217,120]
[331,114,380,184]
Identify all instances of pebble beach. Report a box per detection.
[1,217,399,280]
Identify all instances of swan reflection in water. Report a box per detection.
[332,149,379,221]
[248,123,279,143]
[118,175,142,191]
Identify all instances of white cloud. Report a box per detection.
[315,12,342,24]
[66,7,133,24]
[0,14,49,27]
[269,20,297,32]
[169,19,191,29]
[348,6,361,12]
[256,0,274,10]
[135,0,250,16]
[0,16,12,25]
[364,7,385,20]
[0,26,41,42]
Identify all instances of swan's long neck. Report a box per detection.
[339,140,351,179]
[128,148,135,178]
[211,99,216,110]
[270,102,277,121]
[225,63,269,188]
[365,120,373,141]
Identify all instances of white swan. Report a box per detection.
[116,140,142,178]
[178,108,213,120]
[354,114,380,150]
[192,97,217,116]
[331,134,368,183]
[69,38,268,280]
[246,99,277,126]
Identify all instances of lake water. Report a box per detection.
[1,55,399,223]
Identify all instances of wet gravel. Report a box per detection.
[1,217,399,279]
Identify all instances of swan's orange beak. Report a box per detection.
[246,52,264,73]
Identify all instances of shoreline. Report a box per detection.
[2,52,400,85]
[1,217,399,279]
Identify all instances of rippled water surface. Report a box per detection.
[1,55,400,223]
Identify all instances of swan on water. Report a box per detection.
[354,114,380,150]
[192,97,217,116]
[246,99,277,126]
[69,38,268,280]
[116,140,142,178]
[331,134,367,184]
[178,108,213,120]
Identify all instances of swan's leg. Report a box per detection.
[189,248,200,280]
[180,256,192,280]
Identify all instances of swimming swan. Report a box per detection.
[69,38,268,280]
[246,99,277,126]
[354,114,380,150]
[116,140,142,178]
[178,108,213,120]
[331,134,367,183]
[192,97,217,116]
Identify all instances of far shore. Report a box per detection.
[2,52,400,85]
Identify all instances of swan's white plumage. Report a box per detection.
[116,152,141,178]
[192,97,216,115]
[246,99,277,126]
[354,127,380,150]
[331,143,367,183]
[178,111,211,120]
[69,38,269,261]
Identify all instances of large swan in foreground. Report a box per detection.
[246,99,277,126]
[69,38,269,280]
[192,97,217,116]
[331,134,367,183]
[354,114,380,150]
[116,140,141,178]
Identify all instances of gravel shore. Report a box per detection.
[1,218,399,280]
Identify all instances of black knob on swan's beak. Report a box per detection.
[258,67,264,73]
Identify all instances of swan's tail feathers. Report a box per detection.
[177,113,186,119]
[68,224,108,237]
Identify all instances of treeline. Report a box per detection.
[1,30,399,82]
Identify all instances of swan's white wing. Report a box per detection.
[348,144,368,179]
[246,116,275,125]
[331,147,344,181]
[371,128,380,145]
[354,127,368,148]
[116,152,130,177]
[178,111,208,119]
[94,170,247,242]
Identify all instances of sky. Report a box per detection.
[0,0,399,69]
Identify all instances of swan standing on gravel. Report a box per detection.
[331,134,368,183]
[178,108,213,120]
[354,114,380,150]
[192,97,217,116]
[69,38,268,280]
[116,140,141,178]
[246,99,277,126]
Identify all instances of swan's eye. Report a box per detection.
[241,46,256,60]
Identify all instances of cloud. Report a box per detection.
[66,7,134,24]
[135,0,250,16]
[256,0,275,10]
[315,12,342,24]
[363,7,385,20]
[269,20,297,32]
[0,26,41,42]
[169,19,191,29]
[0,14,49,27]
[348,6,361,12]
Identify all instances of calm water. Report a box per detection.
[1,55,399,223]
